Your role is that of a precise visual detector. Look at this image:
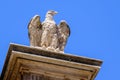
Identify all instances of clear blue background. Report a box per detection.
[0,0,120,80]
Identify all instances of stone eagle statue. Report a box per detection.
[28,10,70,52]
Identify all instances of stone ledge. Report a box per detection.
[1,43,103,80]
[8,43,102,66]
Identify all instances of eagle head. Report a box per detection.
[45,10,58,21]
[46,10,58,19]
[47,10,58,16]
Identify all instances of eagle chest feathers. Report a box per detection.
[41,22,58,48]
[42,22,57,33]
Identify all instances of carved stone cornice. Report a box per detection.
[1,43,102,80]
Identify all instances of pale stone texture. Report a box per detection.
[1,43,102,80]
[28,10,70,52]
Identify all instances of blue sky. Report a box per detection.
[0,0,120,80]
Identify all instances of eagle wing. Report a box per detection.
[58,20,70,37]
[28,15,42,46]
[58,20,70,51]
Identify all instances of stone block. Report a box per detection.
[1,43,102,80]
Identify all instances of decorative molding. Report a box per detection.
[1,43,102,80]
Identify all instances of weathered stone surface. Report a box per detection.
[28,10,70,52]
[1,43,102,80]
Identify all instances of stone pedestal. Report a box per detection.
[1,43,102,80]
